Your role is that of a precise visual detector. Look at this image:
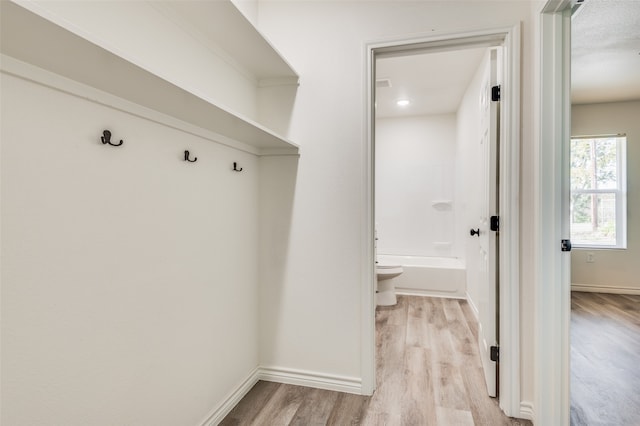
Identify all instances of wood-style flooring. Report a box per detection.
[570,291,640,426]
[220,296,531,425]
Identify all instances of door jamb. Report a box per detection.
[362,24,521,418]
[537,1,572,425]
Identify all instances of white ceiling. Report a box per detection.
[571,0,640,104]
[375,47,487,118]
[376,0,640,119]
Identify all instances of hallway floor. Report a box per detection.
[220,296,531,425]
[570,291,640,426]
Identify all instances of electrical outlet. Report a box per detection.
[586,252,595,263]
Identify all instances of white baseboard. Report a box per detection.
[199,367,260,426]
[199,366,363,425]
[519,401,535,421]
[258,366,362,395]
[465,291,480,321]
[571,283,640,295]
[395,288,466,299]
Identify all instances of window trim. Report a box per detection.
[569,134,627,249]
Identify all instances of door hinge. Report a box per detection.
[490,216,499,232]
[491,85,501,101]
[490,345,499,362]
[561,239,572,252]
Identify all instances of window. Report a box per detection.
[570,135,627,248]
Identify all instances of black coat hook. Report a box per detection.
[233,162,243,172]
[101,130,123,146]
[184,150,197,163]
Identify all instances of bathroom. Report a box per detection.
[374,44,494,310]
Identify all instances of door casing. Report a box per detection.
[362,24,522,418]
[537,1,573,425]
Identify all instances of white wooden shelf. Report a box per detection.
[150,1,299,86]
[0,1,299,154]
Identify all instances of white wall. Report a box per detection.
[376,114,458,258]
[21,0,259,120]
[231,0,259,25]
[0,1,546,421]
[257,0,538,412]
[0,71,260,425]
[571,100,640,293]
[1,2,302,422]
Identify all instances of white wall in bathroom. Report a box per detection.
[0,71,260,426]
[375,114,458,258]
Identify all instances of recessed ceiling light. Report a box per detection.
[396,99,410,107]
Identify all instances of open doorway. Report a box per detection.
[538,1,640,423]
[375,44,500,399]
[364,24,522,419]
[569,1,640,424]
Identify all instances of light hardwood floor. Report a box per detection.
[570,291,640,426]
[220,296,531,425]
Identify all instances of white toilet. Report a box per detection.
[376,263,403,306]
[375,229,403,306]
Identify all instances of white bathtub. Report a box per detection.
[378,255,466,298]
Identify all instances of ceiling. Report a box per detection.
[375,47,487,118]
[376,0,640,119]
[571,0,640,104]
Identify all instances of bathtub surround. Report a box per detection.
[376,114,458,259]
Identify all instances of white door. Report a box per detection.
[475,48,500,397]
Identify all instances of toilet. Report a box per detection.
[376,263,403,306]
[375,228,403,306]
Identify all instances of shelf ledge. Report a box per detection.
[0,1,299,154]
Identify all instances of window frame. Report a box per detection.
[569,134,627,249]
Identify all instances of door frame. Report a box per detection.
[362,24,522,417]
[537,1,572,424]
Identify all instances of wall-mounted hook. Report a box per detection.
[101,130,123,146]
[184,150,197,163]
[233,162,243,172]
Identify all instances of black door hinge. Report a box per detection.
[561,239,572,252]
[490,216,499,232]
[490,345,499,362]
[491,85,501,101]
